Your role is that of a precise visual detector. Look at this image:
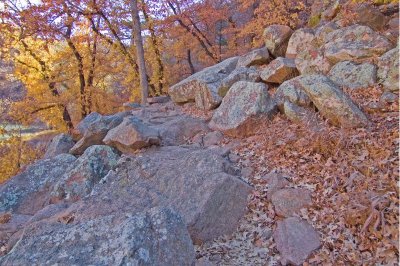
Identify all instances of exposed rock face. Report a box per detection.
[275,77,312,112]
[297,75,369,128]
[236,47,270,68]
[271,188,312,217]
[64,146,251,244]
[260,57,299,83]
[0,154,76,214]
[323,25,393,64]
[286,28,315,59]
[219,67,261,97]
[209,81,276,136]
[168,57,239,110]
[0,208,196,266]
[328,61,377,89]
[103,117,160,153]
[263,25,293,57]
[44,134,75,159]
[274,217,321,266]
[377,47,399,92]
[70,112,127,155]
[51,145,119,203]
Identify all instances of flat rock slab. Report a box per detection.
[61,146,251,244]
[0,207,195,266]
[274,217,321,265]
[271,188,312,217]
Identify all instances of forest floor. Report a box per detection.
[184,86,399,265]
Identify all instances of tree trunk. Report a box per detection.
[130,0,148,105]
[187,49,195,75]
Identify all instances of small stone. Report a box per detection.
[203,131,224,147]
[262,171,290,200]
[271,188,312,217]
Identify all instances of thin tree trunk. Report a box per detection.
[130,0,148,105]
[187,49,195,74]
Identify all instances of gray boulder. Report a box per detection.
[283,101,319,126]
[63,146,251,244]
[70,112,127,155]
[209,81,276,136]
[286,28,315,59]
[219,67,261,97]
[260,57,299,84]
[275,77,312,112]
[51,145,119,203]
[297,75,369,128]
[0,208,195,266]
[236,47,270,68]
[377,47,399,92]
[274,217,321,266]
[295,46,332,75]
[263,25,293,57]
[0,154,76,214]
[168,57,239,110]
[271,188,312,217]
[103,116,160,153]
[328,61,377,90]
[43,134,75,159]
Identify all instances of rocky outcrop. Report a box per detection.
[51,145,119,203]
[377,47,399,92]
[260,57,299,84]
[274,217,321,266]
[168,57,239,110]
[70,112,127,155]
[263,25,293,57]
[0,154,76,214]
[209,81,276,136]
[103,117,160,153]
[44,134,75,159]
[0,208,195,266]
[328,61,377,89]
[236,47,270,68]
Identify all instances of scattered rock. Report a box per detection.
[51,145,119,203]
[323,25,392,64]
[274,217,321,266]
[263,171,290,200]
[236,47,270,68]
[0,154,76,214]
[377,47,399,92]
[263,25,293,57]
[0,208,196,266]
[379,91,398,105]
[297,75,369,128]
[66,146,251,244]
[260,57,299,83]
[209,81,276,136]
[286,28,315,59]
[168,57,239,110]
[70,112,127,155]
[44,134,75,159]
[219,67,261,97]
[103,116,160,153]
[271,188,312,217]
[328,61,377,89]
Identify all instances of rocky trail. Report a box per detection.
[0,2,399,265]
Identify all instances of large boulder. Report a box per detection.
[328,61,377,90]
[103,117,160,153]
[62,146,251,244]
[0,154,76,215]
[263,25,293,57]
[275,77,312,112]
[219,67,261,97]
[43,133,75,159]
[295,46,332,75]
[0,208,195,266]
[323,25,393,64]
[286,28,315,59]
[260,57,299,84]
[274,217,321,266]
[236,47,270,68]
[51,145,119,203]
[377,47,399,92]
[209,81,276,136]
[70,112,127,155]
[297,75,369,128]
[168,57,239,110]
